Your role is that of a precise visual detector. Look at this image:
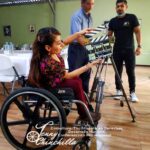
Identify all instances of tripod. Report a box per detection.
[89,48,136,122]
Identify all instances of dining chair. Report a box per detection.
[0,54,20,95]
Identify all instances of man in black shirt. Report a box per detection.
[108,0,141,102]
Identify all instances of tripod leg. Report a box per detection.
[110,56,135,122]
[89,77,99,101]
[89,62,104,101]
[89,64,100,101]
[95,80,105,113]
[84,92,94,112]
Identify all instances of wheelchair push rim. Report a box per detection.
[0,87,67,150]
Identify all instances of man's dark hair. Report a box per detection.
[81,0,88,3]
[116,0,127,5]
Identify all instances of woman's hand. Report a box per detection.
[77,28,93,35]
[86,59,103,69]
[64,59,103,79]
[63,28,93,45]
[92,59,103,65]
[77,28,93,45]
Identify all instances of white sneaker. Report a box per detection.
[114,90,122,100]
[130,92,139,102]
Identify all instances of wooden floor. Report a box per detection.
[0,66,150,150]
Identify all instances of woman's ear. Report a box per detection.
[45,45,51,53]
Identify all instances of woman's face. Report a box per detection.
[50,35,64,54]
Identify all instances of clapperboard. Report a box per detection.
[84,24,112,61]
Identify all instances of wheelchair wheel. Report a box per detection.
[72,140,89,150]
[0,87,67,150]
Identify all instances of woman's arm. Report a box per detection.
[63,28,92,45]
[64,59,102,79]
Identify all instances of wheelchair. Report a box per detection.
[0,43,121,150]
[0,83,102,150]
[1,45,111,150]
[0,51,107,149]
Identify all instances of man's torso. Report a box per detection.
[109,13,139,50]
[70,8,93,34]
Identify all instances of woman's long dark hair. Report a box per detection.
[28,27,61,87]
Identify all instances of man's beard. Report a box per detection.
[117,12,126,17]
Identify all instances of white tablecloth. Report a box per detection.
[8,52,32,77]
[60,46,68,69]
[1,48,68,77]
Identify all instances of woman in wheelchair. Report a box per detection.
[28,27,101,122]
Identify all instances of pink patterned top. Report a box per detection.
[40,55,66,88]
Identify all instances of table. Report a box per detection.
[60,46,68,69]
[1,48,68,77]
[6,51,32,77]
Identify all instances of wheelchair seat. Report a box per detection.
[26,83,75,116]
[49,88,75,116]
[50,88,75,101]
[26,82,75,101]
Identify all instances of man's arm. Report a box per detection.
[134,26,142,55]
[108,30,115,43]
[108,30,113,37]
[70,15,88,45]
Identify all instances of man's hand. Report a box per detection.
[135,47,141,56]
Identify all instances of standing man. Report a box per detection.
[108,0,141,102]
[68,0,94,94]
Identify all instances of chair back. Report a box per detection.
[0,54,15,76]
[0,54,13,70]
[0,54,21,93]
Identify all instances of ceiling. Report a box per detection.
[0,0,47,6]
[0,0,75,6]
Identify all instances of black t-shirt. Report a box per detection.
[109,13,139,50]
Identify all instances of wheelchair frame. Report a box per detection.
[0,85,99,150]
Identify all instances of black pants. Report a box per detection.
[68,43,91,93]
[113,49,136,93]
